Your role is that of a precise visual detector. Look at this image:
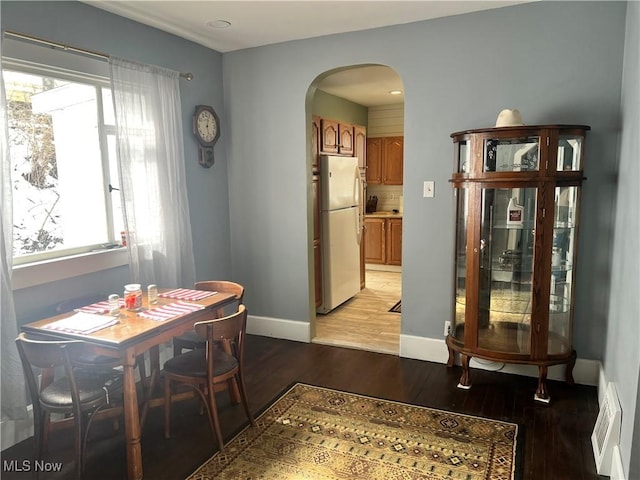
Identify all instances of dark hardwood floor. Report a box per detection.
[1,335,603,479]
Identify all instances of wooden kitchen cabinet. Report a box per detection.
[320,118,354,156]
[364,217,402,265]
[364,218,385,264]
[354,125,367,171]
[365,136,403,185]
[387,218,403,265]
[383,137,403,184]
[447,124,590,403]
[311,116,321,172]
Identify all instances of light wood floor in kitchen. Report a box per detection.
[313,269,401,355]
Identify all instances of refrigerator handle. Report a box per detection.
[353,164,361,208]
[355,169,364,246]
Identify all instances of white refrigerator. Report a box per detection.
[318,155,362,314]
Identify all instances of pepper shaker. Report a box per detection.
[148,284,159,305]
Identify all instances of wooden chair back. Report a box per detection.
[15,333,85,403]
[194,280,244,318]
[194,304,247,357]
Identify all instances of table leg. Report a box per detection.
[140,345,161,430]
[123,349,143,480]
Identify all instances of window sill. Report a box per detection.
[12,248,129,290]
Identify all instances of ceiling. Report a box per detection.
[84,1,532,106]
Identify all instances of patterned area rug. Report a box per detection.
[389,300,401,313]
[187,383,520,480]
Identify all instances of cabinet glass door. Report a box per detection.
[453,188,469,341]
[557,135,584,171]
[484,136,539,172]
[478,187,537,353]
[549,185,578,354]
[456,139,470,173]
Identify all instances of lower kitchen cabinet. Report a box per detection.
[364,218,385,264]
[364,217,402,265]
[387,218,402,265]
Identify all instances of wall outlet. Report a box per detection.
[444,320,451,336]
[423,180,435,198]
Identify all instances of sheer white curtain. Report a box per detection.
[109,57,196,288]
[0,66,29,448]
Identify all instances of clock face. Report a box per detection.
[196,109,217,143]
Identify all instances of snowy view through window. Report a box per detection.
[4,70,123,263]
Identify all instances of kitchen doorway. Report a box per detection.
[308,64,404,355]
[313,269,401,354]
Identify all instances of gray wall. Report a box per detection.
[224,2,627,358]
[312,89,368,126]
[605,1,639,475]
[2,0,637,474]
[2,1,231,323]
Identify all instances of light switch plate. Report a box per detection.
[423,181,435,198]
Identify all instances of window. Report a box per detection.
[3,68,124,265]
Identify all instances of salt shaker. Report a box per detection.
[108,294,120,316]
[148,284,159,305]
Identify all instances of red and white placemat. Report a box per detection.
[75,299,124,314]
[158,288,216,301]
[44,312,119,334]
[138,301,205,322]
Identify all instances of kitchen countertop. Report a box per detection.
[364,211,403,218]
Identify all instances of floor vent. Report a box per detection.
[591,382,622,476]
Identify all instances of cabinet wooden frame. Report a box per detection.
[447,124,589,403]
[366,136,403,185]
[320,118,354,156]
[363,217,402,265]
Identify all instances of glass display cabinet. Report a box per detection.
[447,124,590,403]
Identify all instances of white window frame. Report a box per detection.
[3,38,128,289]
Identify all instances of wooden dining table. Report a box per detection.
[21,289,236,480]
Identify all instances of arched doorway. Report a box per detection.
[307,64,405,355]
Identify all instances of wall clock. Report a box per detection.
[193,105,220,168]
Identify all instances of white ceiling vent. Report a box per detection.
[591,382,622,476]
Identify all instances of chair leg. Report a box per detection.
[74,413,84,480]
[164,376,172,439]
[136,355,147,385]
[237,371,255,426]
[207,387,225,451]
[34,408,46,479]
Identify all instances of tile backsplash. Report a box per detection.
[366,185,403,212]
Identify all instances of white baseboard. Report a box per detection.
[610,445,626,480]
[399,333,601,386]
[245,315,600,386]
[247,315,310,343]
[1,416,33,451]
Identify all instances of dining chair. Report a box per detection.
[15,332,124,480]
[162,304,254,450]
[172,280,245,356]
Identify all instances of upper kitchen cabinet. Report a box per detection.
[366,136,403,185]
[321,118,354,156]
[354,126,367,171]
[311,116,321,172]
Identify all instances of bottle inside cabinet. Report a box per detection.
[448,124,589,403]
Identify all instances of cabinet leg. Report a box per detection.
[565,350,577,385]
[446,344,455,367]
[534,365,551,404]
[457,354,472,390]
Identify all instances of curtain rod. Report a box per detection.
[3,29,194,81]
